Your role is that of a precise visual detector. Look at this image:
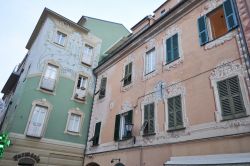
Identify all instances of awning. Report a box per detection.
[165,153,250,165]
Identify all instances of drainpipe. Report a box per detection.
[82,76,97,166]
[233,0,250,81]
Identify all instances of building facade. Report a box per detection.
[0,8,129,166]
[85,0,250,166]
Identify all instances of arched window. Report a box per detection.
[115,163,125,166]
[18,157,35,166]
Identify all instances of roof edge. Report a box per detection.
[26,8,89,50]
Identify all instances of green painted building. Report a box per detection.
[0,8,129,166]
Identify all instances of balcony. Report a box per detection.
[1,66,22,95]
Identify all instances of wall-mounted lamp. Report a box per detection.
[125,123,136,144]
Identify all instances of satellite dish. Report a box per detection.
[0,99,5,112]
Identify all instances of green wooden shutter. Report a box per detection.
[218,79,232,119]
[229,77,246,118]
[114,115,120,141]
[197,16,209,46]
[168,97,175,129]
[173,34,179,60]
[93,122,101,145]
[218,76,246,120]
[168,95,183,130]
[124,63,132,86]
[99,77,107,99]
[223,0,238,31]
[175,95,183,128]
[128,62,132,83]
[166,37,172,63]
[148,103,155,133]
[143,105,149,134]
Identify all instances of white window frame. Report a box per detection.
[65,108,84,136]
[25,99,52,138]
[144,48,156,75]
[119,112,130,140]
[210,61,250,122]
[163,83,188,131]
[54,31,67,46]
[38,61,60,95]
[82,44,93,66]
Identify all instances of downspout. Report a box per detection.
[233,0,250,81]
[82,75,97,166]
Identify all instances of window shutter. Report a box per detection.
[166,37,172,63]
[223,0,238,31]
[168,95,183,130]
[168,98,175,129]
[197,16,209,46]
[148,103,155,133]
[143,105,149,134]
[93,122,101,145]
[27,106,47,137]
[114,115,120,141]
[172,34,179,60]
[99,77,107,99]
[218,76,246,120]
[175,95,183,128]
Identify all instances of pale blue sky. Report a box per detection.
[0,0,166,97]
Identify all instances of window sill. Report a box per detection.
[142,132,156,137]
[64,131,81,136]
[81,61,92,67]
[165,57,180,65]
[167,126,186,132]
[144,70,156,76]
[26,135,42,139]
[118,136,133,142]
[221,114,248,122]
[38,88,56,96]
[53,42,65,47]
[203,30,236,50]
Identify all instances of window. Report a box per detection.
[40,64,58,92]
[217,76,246,120]
[168,95,184,131]
[99,77,107,99]
[90,122,101,146]
[161,9,166,16]
[145,48,156,75]
[67,113,81,133]
[142,103,155,135]
[74,75,88,101]
[198,0,238,45]
[166,34,179,64]
[26,105,48,138]
[123,62,132,86]
[55,31,67,46]
[82,44,93,66]
[114,110,133,141]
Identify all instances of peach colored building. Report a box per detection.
[84,0,250,166]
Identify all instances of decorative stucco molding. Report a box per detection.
[210,60,250,122]
[163,25,184,71]
[205,31,237,50]
[200,0,225,16]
